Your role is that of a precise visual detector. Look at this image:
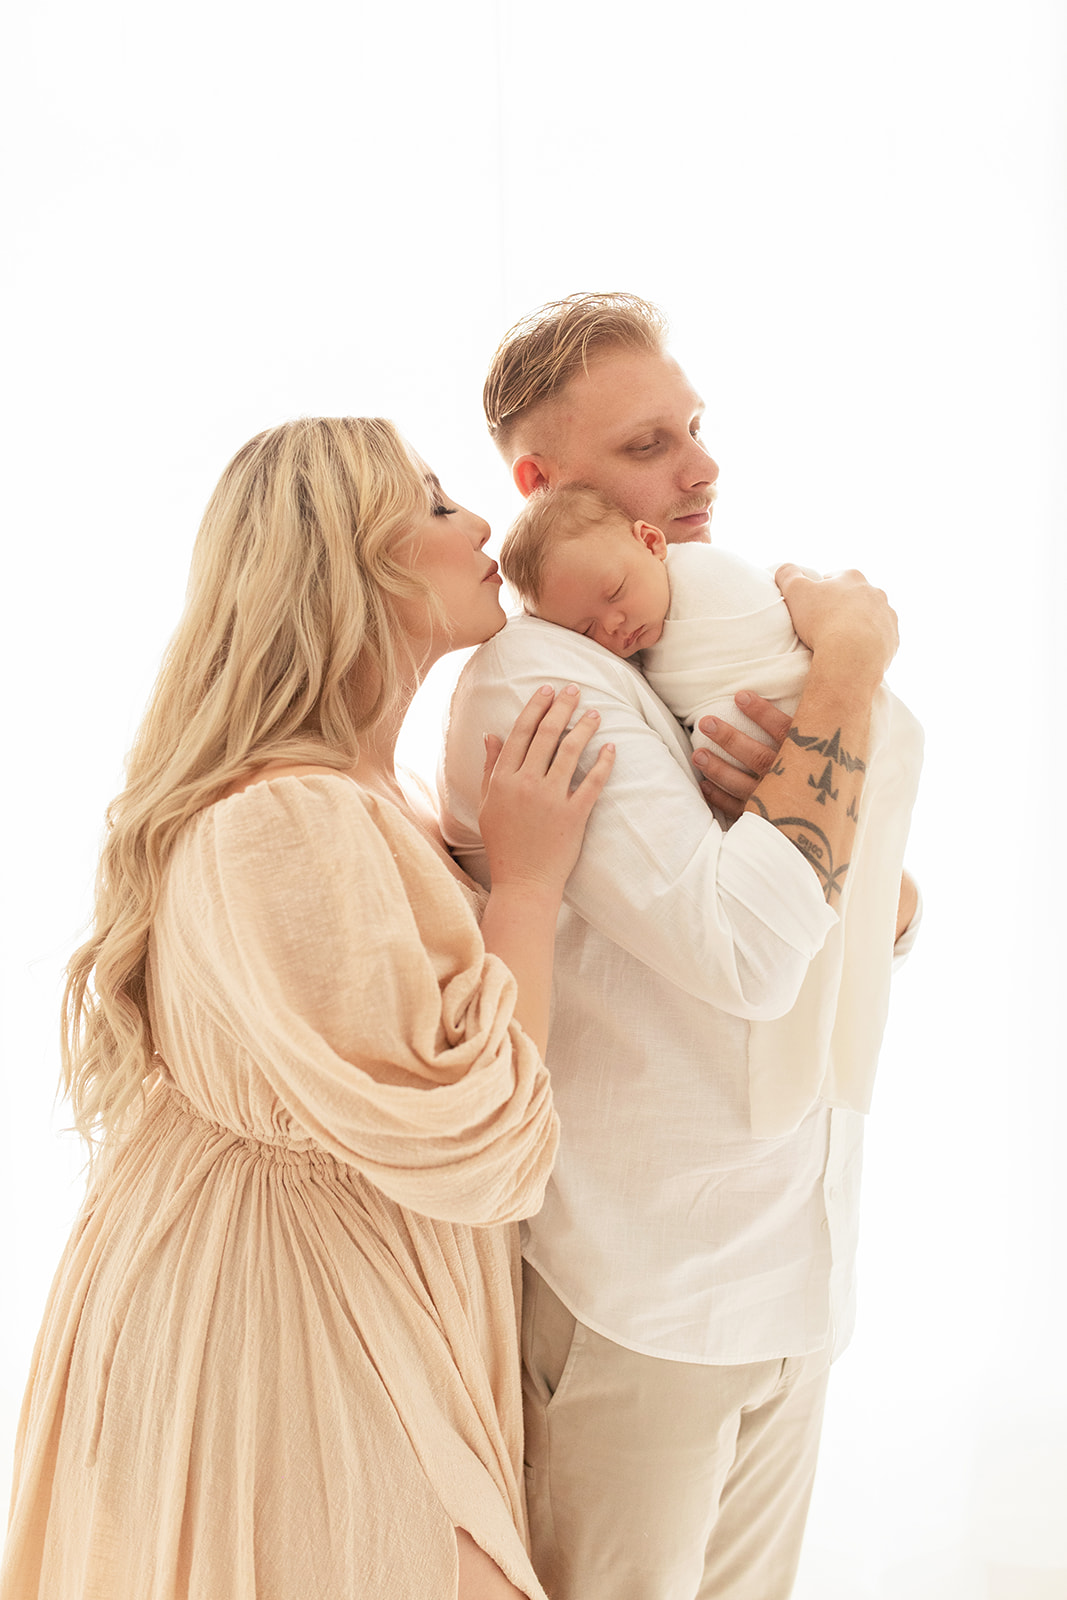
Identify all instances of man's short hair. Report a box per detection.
[483,292,668,457]
[500,483,630,608]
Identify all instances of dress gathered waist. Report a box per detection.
[151,1070,351,1174]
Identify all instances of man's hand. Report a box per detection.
[776,565,898,685]
[693,693,791,820]
[896,870,918,943]
[694,566,896,825]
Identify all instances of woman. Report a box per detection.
[1,418,614,1599]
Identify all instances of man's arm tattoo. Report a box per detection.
[746,722,867,902]
[786,725,866,773]
[808,761,838,805]
[748,797,851,902]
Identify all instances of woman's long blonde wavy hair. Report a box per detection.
[63,416,441,1152]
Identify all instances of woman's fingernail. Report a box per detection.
[703,717,719,734]
[585,709,600,721]
[540,685,554,696]
[694,750,710,768]
[564,683,579,696]
[735,692,751,708]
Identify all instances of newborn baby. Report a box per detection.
[500,483,924,1136]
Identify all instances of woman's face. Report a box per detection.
[394,477,506,658]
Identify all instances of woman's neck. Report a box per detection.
[350,700,453,858]
[347,669,418,794]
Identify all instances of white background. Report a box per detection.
[2,3,1064,1595]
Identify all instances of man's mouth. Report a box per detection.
[671,487,717,527]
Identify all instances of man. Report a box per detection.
[439,293,919,1599]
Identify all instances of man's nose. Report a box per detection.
[683,440,719,488]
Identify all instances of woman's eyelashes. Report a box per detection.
[432,503,457,517]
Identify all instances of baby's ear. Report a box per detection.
[633,520,669,561]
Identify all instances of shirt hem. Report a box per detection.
[522,1253,834,1368]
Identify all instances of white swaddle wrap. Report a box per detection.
[642,543,924,1137]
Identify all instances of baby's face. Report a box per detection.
[534,521,671,657]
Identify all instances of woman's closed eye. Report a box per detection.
[432,503,457,517]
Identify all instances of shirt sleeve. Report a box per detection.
[190,774,558,1225]
[439,618,839,1022]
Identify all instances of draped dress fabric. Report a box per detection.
[1,775,558,1600]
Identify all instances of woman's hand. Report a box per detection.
[478,685,614,1053]
[479,684,615,903]
[775,565,899,685]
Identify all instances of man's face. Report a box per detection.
[524,347,719,544]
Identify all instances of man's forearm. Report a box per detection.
[744,653,878,906]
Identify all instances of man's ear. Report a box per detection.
[513,455,553,498]
[632,520,669,560]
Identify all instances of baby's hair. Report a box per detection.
[483,292,668,457]
[500,484,631,607]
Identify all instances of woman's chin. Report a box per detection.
[476,608,509,645]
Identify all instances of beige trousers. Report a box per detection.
[521,1263,832,1600]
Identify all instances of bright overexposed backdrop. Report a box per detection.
[2,3,1063,1595]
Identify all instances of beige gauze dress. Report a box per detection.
[1,774,558,1600]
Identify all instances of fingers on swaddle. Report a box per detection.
[692,695,794,818]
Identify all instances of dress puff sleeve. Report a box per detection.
[156,773,558,1226]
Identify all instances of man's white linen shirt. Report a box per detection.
[439,614,919,1366]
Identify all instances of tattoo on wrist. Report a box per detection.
[748,722,866,901]
[808,762,837,805]
[748,799,849,903]
[786,726,866,773]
